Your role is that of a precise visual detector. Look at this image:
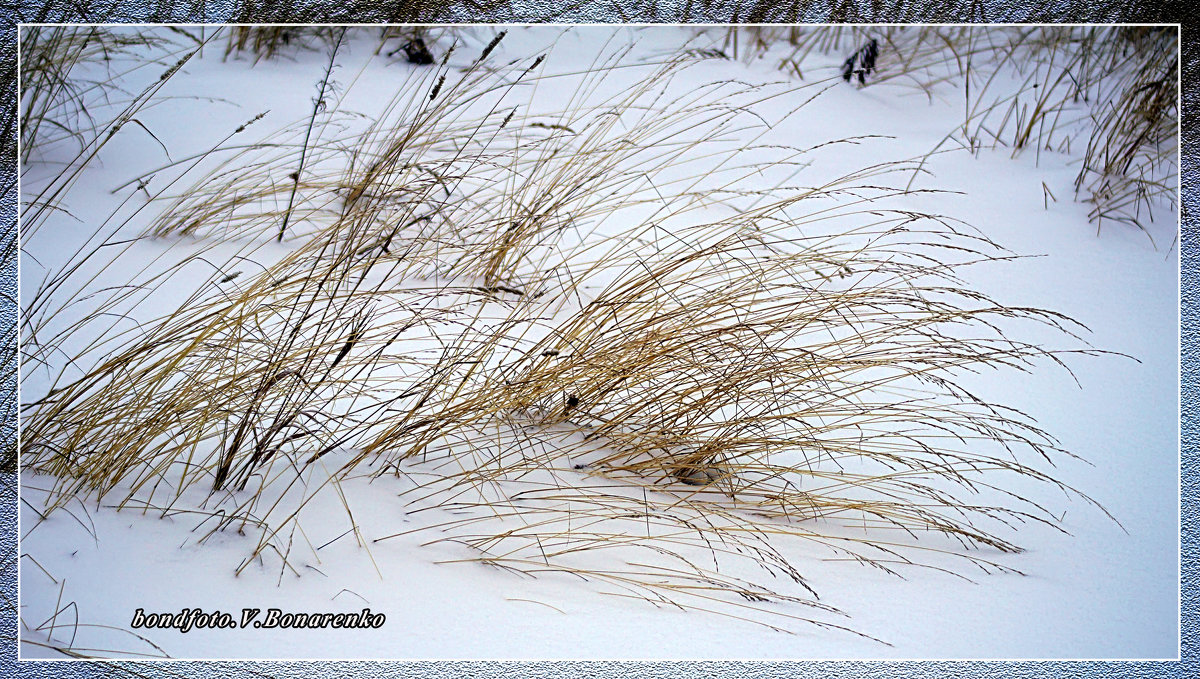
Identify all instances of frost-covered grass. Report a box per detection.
[17,25,1178,659]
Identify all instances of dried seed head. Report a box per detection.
[479,30,506,62]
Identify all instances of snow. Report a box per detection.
[17,26,1178,660]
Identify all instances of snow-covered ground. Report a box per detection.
[17,26,1178,660]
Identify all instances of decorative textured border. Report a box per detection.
[0,1,1191,676]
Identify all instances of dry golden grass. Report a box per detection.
[20,27,1124,641]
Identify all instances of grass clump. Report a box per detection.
[1073,28,1177,240]
[223,26,345,64]
[361,168,1114,632]
[717,26,1178,246]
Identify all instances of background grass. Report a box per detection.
[709,26,1179,245]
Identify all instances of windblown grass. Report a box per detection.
[357,169,1116,631]
[20,27,1123,646]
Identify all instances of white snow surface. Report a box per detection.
[18,26,1178,660]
